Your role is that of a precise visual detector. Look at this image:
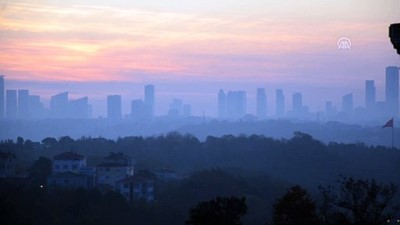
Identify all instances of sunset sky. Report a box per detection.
[1,0,400,116]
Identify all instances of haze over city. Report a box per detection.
[1,0,400,117]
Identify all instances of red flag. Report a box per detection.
[383,118,394,128]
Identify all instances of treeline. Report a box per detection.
[0,169,397,225]
[1,132,399,187]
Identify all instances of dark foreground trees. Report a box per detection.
[272,186,320,225]
[320,176,398,225]
[186,196,247,225]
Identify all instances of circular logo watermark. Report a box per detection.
[337,37,351,50]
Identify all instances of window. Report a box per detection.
[63,165,68,170]
[72,165,78,169]
[55,165,60,170]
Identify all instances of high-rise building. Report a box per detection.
[5,90,17,119]
[18,89,29,119]
[226,91,246,120]
[292,92,303,113]
[218,89,226,119]
[144,85,155,117]
[0,75,4,119]
[29,95,44,119]
[131,99,147,119]
[365,80,376,110]
[50,92,68,118]
[256,88,267,119]
[107,95,122,120]
[342,93,353,116]
[385,66,399,117]
[168,98,183,117]
[276,89,285,117]
[183,104,192,117]
[69,97,91,119]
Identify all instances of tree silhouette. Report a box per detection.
[186,196,247,225]
[272,185,320,225]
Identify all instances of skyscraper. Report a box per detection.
[256,88,267,119]
[5,90,17,119]
[50,92,68,118]
[0,75,4,119]
[107,95,122,120]
[18,89,29,119]
[218,89,226,119]
[292,92,303,112]
[365,80,376,109]
[144,84,155,117]
[69,97,91,119]
[226,91,246,120]
[29,95,44,119]
[276,89,285,117]
[342,93,353,116]
[385,66,399,117]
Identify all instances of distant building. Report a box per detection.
[276,89,285,117]
[226,91,246,120]
[168,98,183,117]
[154,168,180,182]
[292,92,303,113]
[0,151,16,178]
[50,92,68,118]
[342,93,353,117]
[0,75,4,119]
[107,95,122,120]
[96,152,135,189]
[218,89,226,119]
[115,176,154,202]
[365,80,376,110]
[52,152,86,174]
[385,66,399,117]
[256,88,267,119]
[69,97,91,119]
[18,89,29,119]
[144,85,155,117]
[29,95,45,119]
[5,90,17,120]
[131,99,147,120]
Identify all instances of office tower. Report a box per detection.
[183,104,191,117]
[256,88,267,119]
[386,66,399,116]
[69,97,91,119]
[29,95,44,119]
[0,75,4,119]
[144,85,155,117]
[50,92,68,118]
[5,90,17,119]
[168,98,183,117]
[107,95,122,120]
[218,89,226,119]
[276,89,285,117]
[342,93,353,115]
[226,91,246,119]
[292,92,303,112]
[18,89,29,119]
[365,80,376,110]
[131,99,147,119]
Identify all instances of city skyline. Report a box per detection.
[1,0,400,115]
[1,65,400,120]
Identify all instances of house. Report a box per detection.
[52,151,86,174]
[47,171,88,189]
[48,151,94,189]
[0,152,16,178]
[154,168,180,181]
[97,152,134,189]
[115,176,154,202]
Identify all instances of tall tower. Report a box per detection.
[6,90,17,119]
[365,80,376,112]
[50,92,69,118]
[218,89,226,119]
[226,91,246,120]
[276,89,285,117]
[107,95,122,120]
[256,88,267,119]
[342,93,353,116]
[18,89,29,119]
[385,66,399,117]
[0,75,4,119]
[144,84,155,117]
